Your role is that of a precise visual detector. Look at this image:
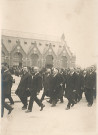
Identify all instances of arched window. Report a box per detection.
[45,55,54,68]
[13,52,23,66]
[31,54,39,67]
[61,56,67,68]
[1,51,5,63]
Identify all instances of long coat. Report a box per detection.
[66,72,76,98]
[51,73,64,99]
[43,73,53,96]
[84,72,96,89]
[2,70,13,97]
[16,72,32,97]
[74,73,82,93]
[30,73,42,95]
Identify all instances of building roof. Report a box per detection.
[2,29,74,57]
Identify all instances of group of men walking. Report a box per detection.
[1,64,96,117]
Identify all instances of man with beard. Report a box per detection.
[26,67,45,113]
[65,68,76,110]
[15,67,32,110]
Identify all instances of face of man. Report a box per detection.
[46,68,51,74]
[23,67,28,74]
[53,68,58,75]
[34,67,39,74]
[83,70,86,76]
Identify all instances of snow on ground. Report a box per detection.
[1,76,97,135]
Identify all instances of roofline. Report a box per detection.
[1,29,61,43]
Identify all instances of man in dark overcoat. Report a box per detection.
[65,68,76,110]
[51,68,64,107]
[74,68,83,102]
[2,65,14,104]
[26,67,45,113]
[41,68,52,102]
[15,67,32,110]
[84,67,96,106]
[1,66,14,117]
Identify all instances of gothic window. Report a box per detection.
[39,43,42,46]
[8,40,11,43]
[24,41,27,44]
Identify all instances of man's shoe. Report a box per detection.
[40,104,45,111]
[71,103,74,107]
[51,104,56,107]
[66,107,70,110]
[88,103,92,107]
[25,110,32,113]
[10,102,14,105]
[8,108,14,115]
[22,106,27,110]
[47,100,52,104]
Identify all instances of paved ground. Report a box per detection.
[1,75,97,135]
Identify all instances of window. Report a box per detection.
[53,45,55,47]
[46,44,48,46]
[31,42,34,45]
[8,40,11,43]
[24,41,27,44]
[59,45,62,48]
[39,43,42,46]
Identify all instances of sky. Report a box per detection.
[0,0,98,68]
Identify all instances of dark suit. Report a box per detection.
[66,72,76,108]
[2,70,14,104]
[74,73,83,101]
[84,72,96,105]
[16,72,32,107]
[51,73,64,105]
[41,73,52,101]
[1,70,13,117]
[28,73,43,111]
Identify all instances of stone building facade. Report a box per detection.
[1,30,76,69]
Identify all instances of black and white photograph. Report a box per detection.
[0,0,98,135]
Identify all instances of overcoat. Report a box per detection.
[30,73,42,95]
[51,73,64,99]
[16,72,32,97]
[2,70,13,97]
[65,72,76,98]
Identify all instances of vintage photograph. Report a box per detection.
[0,0,97,135]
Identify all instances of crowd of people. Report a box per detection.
[1,63,96,117]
